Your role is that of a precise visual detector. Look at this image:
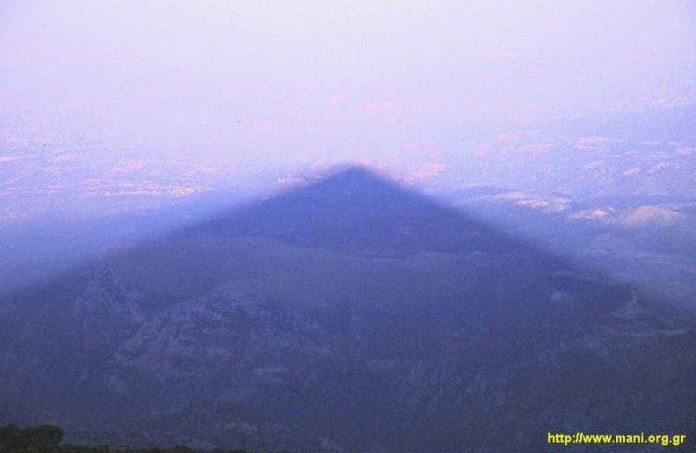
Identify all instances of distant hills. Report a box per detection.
[1,167,693,451]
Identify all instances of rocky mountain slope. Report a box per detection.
[1,167,693,451]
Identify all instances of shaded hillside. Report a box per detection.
[1,167,693,452]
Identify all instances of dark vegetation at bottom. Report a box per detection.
[0,424,253,453]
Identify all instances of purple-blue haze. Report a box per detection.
[1,1,694,220]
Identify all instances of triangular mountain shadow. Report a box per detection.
[7,165,632,317]
[144,164,632,318]
[177,165,553,257]
[1,165,694,451]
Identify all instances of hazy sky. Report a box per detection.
[1,1,695,218]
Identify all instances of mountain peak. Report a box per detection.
[186,164,526,255]
[320,165,385,183]
[301,165,403,197]
[324,164,379,179]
